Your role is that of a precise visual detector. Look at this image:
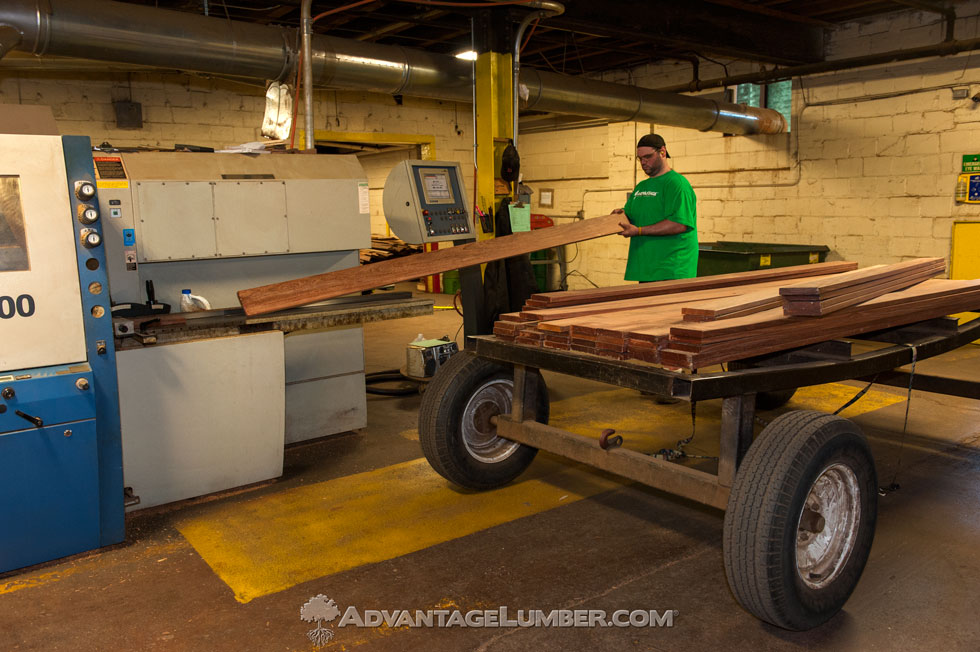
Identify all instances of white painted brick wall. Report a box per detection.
[4,1,980,292]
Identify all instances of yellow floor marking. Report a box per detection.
[787,382,906,417]
[0,540,188,597]
[0,566,82,597]
[177,456,627,603]
[176,382,904,604]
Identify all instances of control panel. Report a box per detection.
[0,135,124,573]
[383,160,472,244]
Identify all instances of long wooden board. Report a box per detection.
[238,213,624,316]
[524,261,859,309]
[779,258,943,297]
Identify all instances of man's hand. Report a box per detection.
[618,220,641,238]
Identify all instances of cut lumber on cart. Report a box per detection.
[682,258,945,321]
[779,257,945,315]
[522,260,860,309]
[238,213,623,316]
[490,262,980,371]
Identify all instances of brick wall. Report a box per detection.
[0,70,473,236]
[3,1,980,290]
[520,2,980,289]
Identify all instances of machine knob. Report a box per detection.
[1,387,13,399]
[80,229,102,248]
[75,378,90,391]
[75,180,97,201]
[78,204,99,225]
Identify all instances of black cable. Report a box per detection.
[365,369,420,396]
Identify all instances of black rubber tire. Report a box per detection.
[723,410,877,631]
[418,351,548,490]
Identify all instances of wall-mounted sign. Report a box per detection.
[962,154,980,173]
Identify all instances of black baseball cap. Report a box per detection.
[637,133,669,158]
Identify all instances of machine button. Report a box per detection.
[74,180,96,201]
[81,229,102,248]
[78,204,99,225]
[75,378,90,391]
[1,387,13,399]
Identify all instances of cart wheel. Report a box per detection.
[723,410,877,630]
[418,351,548,490]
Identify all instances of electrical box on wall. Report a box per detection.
[955,173,980,203]
[955,155,980,203]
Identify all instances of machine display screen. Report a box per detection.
[0,176,29,272]
[419,168,455,205]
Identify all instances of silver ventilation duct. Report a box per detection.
[0,0,785,135]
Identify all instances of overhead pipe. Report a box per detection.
[512,1,565,147]
[520,68,786,134]
[660,35,980,94]
[301,0,314,150]
[0,0,784,135]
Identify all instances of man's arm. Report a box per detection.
[618,218,688,238]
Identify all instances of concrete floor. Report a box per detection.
[2,283,979,651]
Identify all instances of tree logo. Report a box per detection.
[300,594,342,647]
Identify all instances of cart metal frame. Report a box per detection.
[472,314,980,511]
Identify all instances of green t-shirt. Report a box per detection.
[622,170,698,282]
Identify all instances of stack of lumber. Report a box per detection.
[779,257,946,315]
[359,236,422,264]
[492,258,979,370]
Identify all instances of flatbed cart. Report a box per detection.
[418,313,980,631]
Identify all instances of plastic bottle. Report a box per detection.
[179,289,211,312]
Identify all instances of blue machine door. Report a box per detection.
[0,419,100,572]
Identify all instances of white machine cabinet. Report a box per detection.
[94,151,374,509]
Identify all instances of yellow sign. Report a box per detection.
[96,180,129,189]
[759,254,772,267]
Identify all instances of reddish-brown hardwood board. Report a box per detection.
[239,213,624,315]
[527,261,859,308]
[671,279,980,343]
[781,265,944,316]
[778,258,944,297]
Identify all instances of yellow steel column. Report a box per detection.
[474,50,514,242]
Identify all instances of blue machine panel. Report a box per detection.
[0,366,95,433]
[0,419,100,570]
[0,135,124,574]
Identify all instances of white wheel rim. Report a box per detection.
[796,462,861,589]
[460,378,521,463]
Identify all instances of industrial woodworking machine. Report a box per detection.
[0,134,123,573]
[91,150,434,511]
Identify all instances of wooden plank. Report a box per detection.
[238,213,624,316]
[781,260,945,316]
[526,261,859,309]
[520,286,746,323]
[660,280,980,369]
[670,279,980,344]
[778,258,944,297]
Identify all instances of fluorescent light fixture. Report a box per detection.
[454,50,478,61]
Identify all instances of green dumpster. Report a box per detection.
[697,241,830,277]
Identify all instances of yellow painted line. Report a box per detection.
[788,382,906,417]
[0,566,82,597]
[0,540,188,597]
[177,456,626,603]
[176,383,903,604]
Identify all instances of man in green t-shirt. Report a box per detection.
[614,134,698,281]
